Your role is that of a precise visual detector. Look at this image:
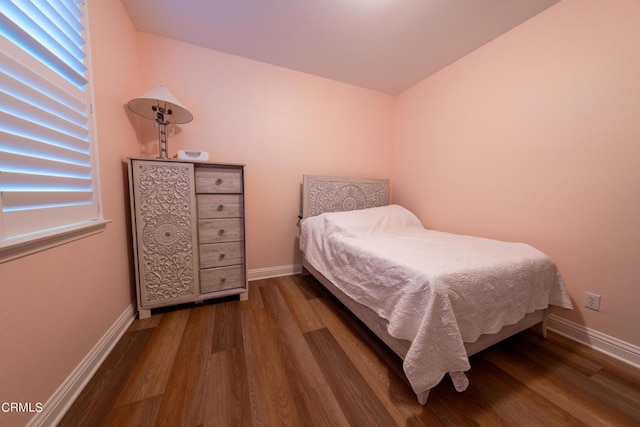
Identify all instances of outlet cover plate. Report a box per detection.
[585,292,601,311]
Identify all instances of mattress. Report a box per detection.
[300,204,573,397]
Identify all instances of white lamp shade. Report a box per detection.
[127,85,193,124]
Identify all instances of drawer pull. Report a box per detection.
[217,204,224,211]
[218,229,225,236]
[219,253,226,260]
[215,178,222,186]
[220,277,226,284]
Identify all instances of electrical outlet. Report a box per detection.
[585,292,601,311]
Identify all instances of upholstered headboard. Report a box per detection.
[302,175,390,219]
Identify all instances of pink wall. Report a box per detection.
[393,0,640,346]
[0,1,141,426]
[132,33,394,270]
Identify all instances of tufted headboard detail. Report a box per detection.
[302,174,390,219]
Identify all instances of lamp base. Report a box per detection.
[157,122,169,159]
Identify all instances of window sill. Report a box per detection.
[0,219,111,263]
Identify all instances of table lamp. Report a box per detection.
[127,86,193,158]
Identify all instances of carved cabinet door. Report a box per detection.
[131,160,200,307]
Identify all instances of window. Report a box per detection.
[0,0,106,262]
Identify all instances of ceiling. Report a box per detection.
[120,0,559,95]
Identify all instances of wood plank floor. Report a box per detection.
[60,275,640,426]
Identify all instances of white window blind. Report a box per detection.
[0,0,103,255]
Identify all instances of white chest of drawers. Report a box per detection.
[128,158,248,319]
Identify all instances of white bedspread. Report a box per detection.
[300,205,573,399]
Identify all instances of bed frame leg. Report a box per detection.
[417,390,430,405]
[534,309,549,338]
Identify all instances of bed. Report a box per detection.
[298,174,573,404]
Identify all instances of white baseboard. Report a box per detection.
[248,264,302,281]
[28,303,136,427]
[548,314,640,369]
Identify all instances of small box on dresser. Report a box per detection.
[128,158,248,319]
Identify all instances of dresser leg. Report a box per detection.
[138,309,151,319]
[239,292,248,301]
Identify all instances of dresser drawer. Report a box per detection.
[199,241,244,268]
[197,194,243,218]
[195,167,242,193]
[198,218,244,244]
[200,265,245,293]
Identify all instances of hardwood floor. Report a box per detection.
[60,275,640,426]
